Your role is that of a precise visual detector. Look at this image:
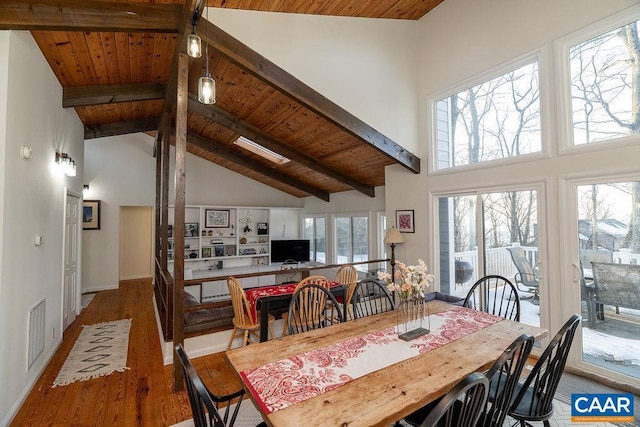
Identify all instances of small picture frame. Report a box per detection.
[185,223,199,237]
[257,222,268,235]
[205,209,230,228]
[83,200,101,230]
[201,247,212,258]
[396,209,415,233]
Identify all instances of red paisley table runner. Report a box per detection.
[244,281,340,323]
[240,306,503,415]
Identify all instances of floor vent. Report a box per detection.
[27,298,46,370]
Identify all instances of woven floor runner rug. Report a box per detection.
[52,318,131,387]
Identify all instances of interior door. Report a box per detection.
[63,193,80,330]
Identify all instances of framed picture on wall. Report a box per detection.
[396,209,414,233]
[83,200,101,230]
[205,209,230,228]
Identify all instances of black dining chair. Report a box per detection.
[412,372,489,427]
[287,283,344,335]
[479,333,534,426]
[463,275,521,321]
[403,334,533,427]
[507,314,581,427]
[350,278,395,319]
[174,344,245,427]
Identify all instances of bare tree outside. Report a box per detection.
[571,19,640,252]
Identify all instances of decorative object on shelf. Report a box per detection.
[225,245,236,256]
[396,209,415,233]
[257,222,268,235]
[201,229,206,236]
[82,200,101,230]
[239,237,247,244]
[214,245,224,257]
[208,229,213,237]
[239,210,252,234]
[205,209,230,228]
[378,259,434,341]
[188,250,198,259]
[185,222,199,237]
[201,247,212,258]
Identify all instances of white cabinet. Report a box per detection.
[167,206,271,270]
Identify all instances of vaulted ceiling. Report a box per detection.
[1,0,436,201]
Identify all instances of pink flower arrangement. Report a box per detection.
[377,259,434,301]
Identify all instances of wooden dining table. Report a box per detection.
[225,300,547,427]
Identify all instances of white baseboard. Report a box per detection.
[2,336,62,427]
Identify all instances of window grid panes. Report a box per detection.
[303,216,326,263]
[435,61,541,170]
[570,19,640,145]
[335,215,368,268]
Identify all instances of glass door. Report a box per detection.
[438,187,541,328]
[573,180,640,380]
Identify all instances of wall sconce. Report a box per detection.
[55,152,76,177]
[83,184,89,192]
[22,145,33,159]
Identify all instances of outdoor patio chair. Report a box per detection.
[506,247,540,299]
[463,275,520,321]
[507,314,581,427]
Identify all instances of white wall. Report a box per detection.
[0,31,84,426]
[82,134,303,292]
[384,0,640,327]
[212,8,419,152]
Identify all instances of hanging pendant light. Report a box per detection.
[187,11,201,58]
[198,5,215,104]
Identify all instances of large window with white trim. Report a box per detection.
[334,214,368,269]
[302,215,326,263]
[434,59,541,171]
[569,18,640,145]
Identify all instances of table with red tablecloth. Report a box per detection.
[244,281,345,342]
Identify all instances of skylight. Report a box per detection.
[233,136,290,165]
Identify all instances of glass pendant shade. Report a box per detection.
[198,73,216,104]
[187,33,202,58]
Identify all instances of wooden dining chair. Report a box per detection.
[174,344,245,427]
[281,275,331,336]
[334,264,358,319]
[463,275,521,321]
[508,314,581,427]
[350,278,395,319]
[286,283,344,335]
[226,277,275,350]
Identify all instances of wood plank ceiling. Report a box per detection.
[0,0,435,200]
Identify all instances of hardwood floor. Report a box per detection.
[11,279,241,426]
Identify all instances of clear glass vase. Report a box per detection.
[397,297,430,341]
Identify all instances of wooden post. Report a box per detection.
[172,52,188,392]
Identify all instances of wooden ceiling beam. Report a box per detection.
[185,131,330,202]
[0,0,182,33]
[187,96,375,198]
[84,117,160,139]
[63,83,166,108]
[201,21,421,174]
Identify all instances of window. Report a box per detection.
[434,60,541,170]
[570,19,640,145]
[302,216,326,263]
[334,214,368,268]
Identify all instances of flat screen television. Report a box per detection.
[270,239,311,263]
